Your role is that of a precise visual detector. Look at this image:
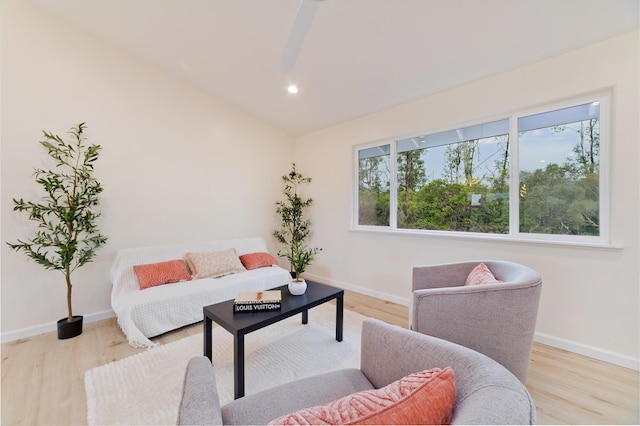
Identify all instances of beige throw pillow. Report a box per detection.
[184,248,246,279]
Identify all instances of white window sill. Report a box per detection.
[349,227,623,251]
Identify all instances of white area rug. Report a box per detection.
[85,303,365,425]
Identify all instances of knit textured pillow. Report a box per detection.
[268,367,455,425]
[239,252,279,270]
[133,260,192,290]
[184,248,246,279]
[464,262,503,286]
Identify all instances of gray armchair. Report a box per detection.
[178,318,536,425]
[411,260,542,383]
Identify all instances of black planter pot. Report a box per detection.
[57,315,83,339]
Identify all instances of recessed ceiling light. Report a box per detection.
[287,85,299,94]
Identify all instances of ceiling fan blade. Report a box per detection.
[280,0,322,74]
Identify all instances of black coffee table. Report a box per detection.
[203,280,344,399]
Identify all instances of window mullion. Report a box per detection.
[509,116,519,237]
[389,141,398,230]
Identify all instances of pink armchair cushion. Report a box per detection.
[268,367,455,425]
[464,262,502,286]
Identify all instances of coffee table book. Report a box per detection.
[233,290,282,313]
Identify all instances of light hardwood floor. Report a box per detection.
[2,289,638,425]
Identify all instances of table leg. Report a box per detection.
[302,309,308,324]
[336,294,344,342]
[204,316,213,361]
[234,332,245,399]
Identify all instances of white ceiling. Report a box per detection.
[32,0,639,136]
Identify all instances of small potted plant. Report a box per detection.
[273,163,321,295]
[281,240,321,295]
[6,123,108,339]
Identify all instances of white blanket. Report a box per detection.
[111,238,291,347]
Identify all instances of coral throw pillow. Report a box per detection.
[133,260,191,290]
[268,367,455,425]
[464,263,502,286]
[239,252,279,270]
[184,248,246,279]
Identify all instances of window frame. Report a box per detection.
[352,92,613,248]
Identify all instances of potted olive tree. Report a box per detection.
[6,123,108,339]
[273,163,321,295]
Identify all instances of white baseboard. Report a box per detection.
[534,332,640,371]
[305,273,640,371]
[1,310,115,344]
[303,273,411,307]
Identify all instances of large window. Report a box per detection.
[354,95,609,244]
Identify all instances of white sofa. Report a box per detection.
[111,237,291,348]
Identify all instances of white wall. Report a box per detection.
[3,1,638,370]
[1,1,294,336]
[296,31,640,369]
